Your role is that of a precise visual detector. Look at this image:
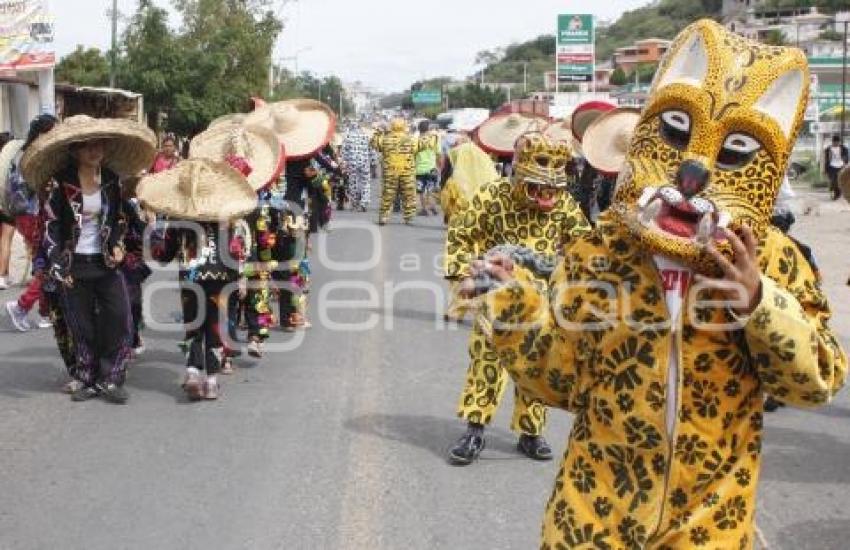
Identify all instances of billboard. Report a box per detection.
[556,14,595,87]
[0,0,55,72]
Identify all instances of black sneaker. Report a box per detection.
[447,427,485,466]
[71,385,100,402]
[517,434,553,461]
[99,383,129,404]
[764,396,785,413]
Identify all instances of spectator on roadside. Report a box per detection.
[0,131,15,289]
[5,114,58,331]
[415,120,441,216]
[824,134,848,200]
[151,133,181,173]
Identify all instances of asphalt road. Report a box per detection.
[0,190,849,550]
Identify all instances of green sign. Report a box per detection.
[411,90,442,105]
[557,14,593,45]
[558,63,594,75]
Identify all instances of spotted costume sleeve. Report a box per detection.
[745,230,847,407]
[478,258,583,411]
[443,184,495,280]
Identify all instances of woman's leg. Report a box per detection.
[0,221,15,278]
[199,282,227,399]
[61,279,99,388]
[93,271,133,387]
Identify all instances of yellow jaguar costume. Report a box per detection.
[481,20,846,548]
[372,118,419,223]
[445,134,589,441]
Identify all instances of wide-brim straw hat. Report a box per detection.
[190,123,285,191]
[209,113,247,128]
[475,113,549,156]
[0,139,24,212]
[569,101,616,143]
[21,115,157,189]
[243,98,336,160]
[543,119,580,152]
[839,166,850,204]
[136,158,257,222]
[581,107,641,175]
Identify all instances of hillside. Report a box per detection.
[400,0,843,107]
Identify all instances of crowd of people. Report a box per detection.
[0,17,849,550]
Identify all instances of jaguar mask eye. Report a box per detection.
[660,110,691,151]
[716,133,762,171]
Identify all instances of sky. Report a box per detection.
[50,0,649,93]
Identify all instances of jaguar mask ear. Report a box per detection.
[654,30,709,90]
[754,69,806,140]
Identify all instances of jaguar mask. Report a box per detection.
[512,133,572,212]
[611,19,809,274]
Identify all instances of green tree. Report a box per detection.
[55,46,110,87]
[447,83,505,110]
[609,67,627,86]
[118,1,184,131]
[169,0,282,134]
[763,29,787,46]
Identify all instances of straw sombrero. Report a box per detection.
[209,113,247,128]
[839,166,850,204]
[475,113,548,156]
[581,107,641,175]
[0,139,24,213]
[243,98,336,160]
[136,158,257,222]
[543,118,571,143]
[543,119,580,153]
[569,101,616,143]
[21,115,156,189]
[190,123,284,191]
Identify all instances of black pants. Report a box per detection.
[827,167,842,199]
[62,256,132,387]
[181,281,228,374]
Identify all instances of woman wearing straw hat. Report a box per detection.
[139,158,254,400]
[23,115,157,403]
[189,121,285,358]
[244,99,334,330]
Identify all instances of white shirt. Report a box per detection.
[829,145,846,169]
[75,190,102,254]
[653,255,693,438]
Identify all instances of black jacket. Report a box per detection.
[43,166,125,281]
[824,144,849,172]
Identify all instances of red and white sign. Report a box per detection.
[558,53,593,64]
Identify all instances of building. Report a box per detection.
[343,81,382,117]
[612,38,671,75]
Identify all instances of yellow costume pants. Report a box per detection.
[379,174,417,221]
[456,320,547,436]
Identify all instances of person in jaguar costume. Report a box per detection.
[473,20,846,549]
[444,132,590,465]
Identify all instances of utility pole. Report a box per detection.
[109,0,118,88]
[523,62,528,94]
[841,20,848,143]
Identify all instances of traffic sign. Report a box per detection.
[411,90,442,105]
